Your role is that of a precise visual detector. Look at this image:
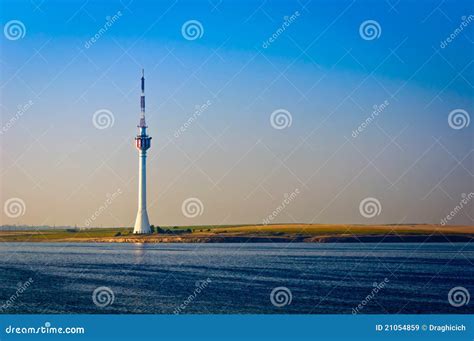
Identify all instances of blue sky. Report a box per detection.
[1,0,473,227]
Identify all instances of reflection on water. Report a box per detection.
[133,243,146,264]
[0,243,472,314]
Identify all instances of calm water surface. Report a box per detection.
[0,243,472,314]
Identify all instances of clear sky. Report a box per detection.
[1,0,473,227]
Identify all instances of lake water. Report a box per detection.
[0,243,472,314]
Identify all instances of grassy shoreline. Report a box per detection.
[1,224,473,243]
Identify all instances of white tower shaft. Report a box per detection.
[133,69,152,234]
[134,150,151,233]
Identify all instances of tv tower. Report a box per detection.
[133,69,152,234]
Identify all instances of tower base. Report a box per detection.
[133,209,151,234]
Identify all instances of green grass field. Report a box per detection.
[1,224,473,242]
